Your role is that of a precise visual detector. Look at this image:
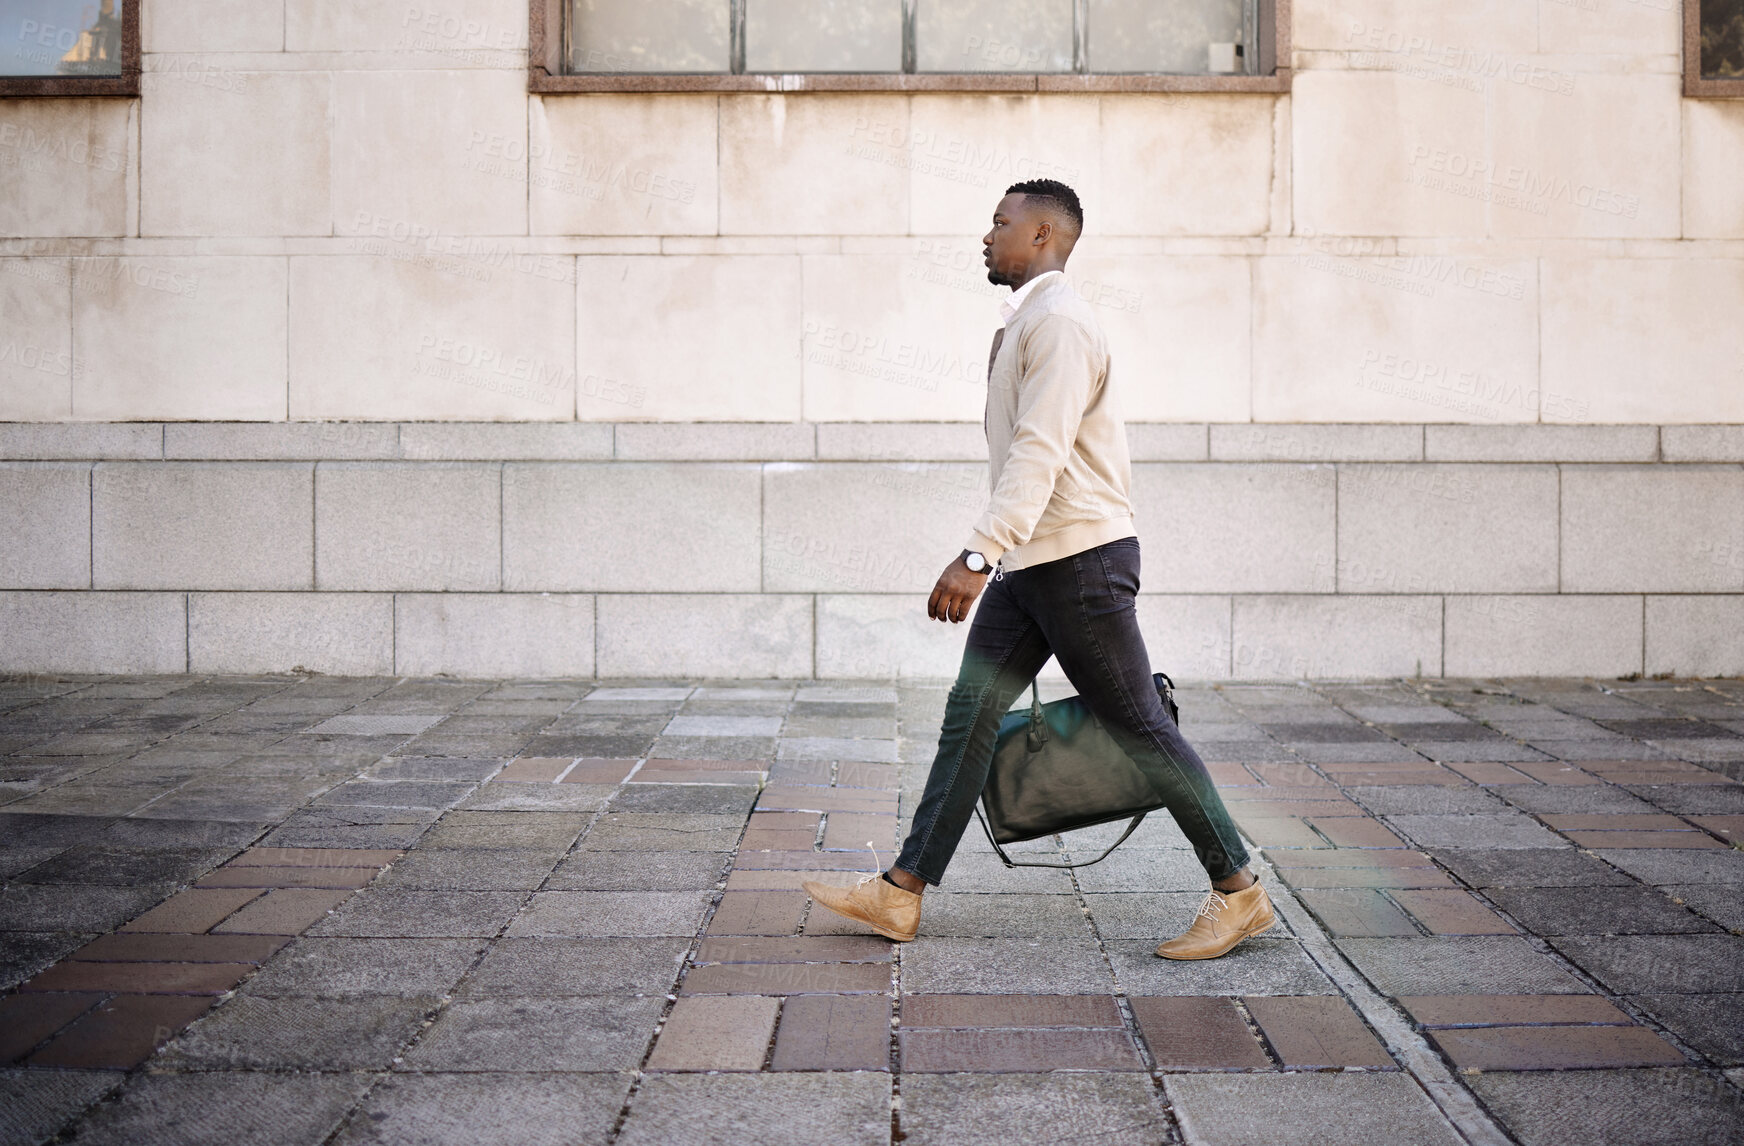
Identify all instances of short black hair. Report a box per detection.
[1006,178,1083,236]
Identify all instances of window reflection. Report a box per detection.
[0,0,124,77]
[1705,0,1744,78]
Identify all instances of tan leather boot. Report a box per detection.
[1155,879,1275,960]
[802,873,922,942]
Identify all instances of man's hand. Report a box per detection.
[927,556,989,623]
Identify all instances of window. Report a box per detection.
[531,0,1287,91]
[0,0,139,96]
[1689,0,1744,95]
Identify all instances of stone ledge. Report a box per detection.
[1425,424,1661,462]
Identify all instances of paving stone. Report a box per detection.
[708,891,807,936]
[547,850,730,891]
[929,851,1077,894]
[1429,1024,1687,1070]
[507,891,713,938]
[1107,938,1336,997]
[899,1072,1164,1146]
[1663,884,1744,930]
[1335,937,1590,996]
[646,995,780,1071]
[365,756,503,782]
[1487,886,1719,936]
[0,883,176,933]
[60,1070,372,1146]
[36,994,209,1073]
[461,937,688,997]
[16,846,235,888]
[1469,1067,1743,1146]
[0,1067,121,1146]
[1398,993,1630,1027]
[904,994,1123,1028]
[1296,888,1419,937]
[1595,848,1744,886]
[242,937,486,997]
[1273,864,1456,890]
[1307,816,1409,848]
[1566,829,1727,849]
[682,962,890,994]
[404,996,663,1071]
[456,783,614,812]
[1167,1073,1465,1146]
[695,936,891,964]
[919,892,1092,939]
[24,961,252,996]
[1432,848,1634,888]
[578,813,745,852]
[369,848,562,891]
[417,811,589,851]
[0,932,87,992]
[72,932,288,964]
[609,785,760,816]
[1384,812,1568,850]
[1069,848,1215,893]
[1346,786,1509,815]
[901,1027,1144,1072]
[617,1073,891,1146]
[1245,995,1394,1069]
[197,865,382,890]
[231,847,404,868]
[0,991,105,1062]
[307,890,525,938]
[901,939,1114,995]
[769,994,890,1071]
[1391,889,1516,935]
[1551,935,1744,994]
[156,994,433,1070]
[1628,994,1744,1065]
[210,888,351,935]
[331,1072,633,1146]
[307,714,443,736]
[1128,996,1271,1070]
[119,887,265,934]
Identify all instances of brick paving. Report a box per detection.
[0,674,1741,1144]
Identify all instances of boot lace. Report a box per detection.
[1193,891,1227,923]
[855,842,883,888]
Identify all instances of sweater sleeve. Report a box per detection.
[966,313,1101,563]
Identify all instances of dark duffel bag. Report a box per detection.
[974,672,1180,869]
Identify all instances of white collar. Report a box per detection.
[999,269,1064,326]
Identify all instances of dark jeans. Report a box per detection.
[895,536,1251,886]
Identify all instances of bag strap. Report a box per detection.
[973,801,1148,870]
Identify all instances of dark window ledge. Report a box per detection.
[528,70,1291,95]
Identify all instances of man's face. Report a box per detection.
[982,193,1038,288]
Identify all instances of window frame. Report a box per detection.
[1687,0,1744,97]
[0,1,140,97]
[529,0,1291,93]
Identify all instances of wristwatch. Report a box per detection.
[962,550,992,574]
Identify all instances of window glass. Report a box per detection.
[569,0,730,73]
[914,0,1074,73]
[1089,0,1246,74]
[746,0,902,72]
[1,0,125,76]
[1704,0,1744,78]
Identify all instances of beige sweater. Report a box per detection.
[967,274,1136,570]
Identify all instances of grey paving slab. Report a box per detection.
[1166,1072,1464,1146]
[1337,936,1591,995]
[455,784,616,812]
[1084,892,1237,941]
[1068,848,1216,893]
[363,757,505,781]
[61,1071,373,1146]
[241,937,487,997]
[608,784,761,816]
[901,938,1114,994]
[460,937,688,997]
[0,847,66,878]
[1432,847,1635,888]
[778,738,899,763]
[578,813,745,852]
[305,714,444,736]
[332,1073,634,1146]
[402,996,664,1071]
[1106,937,1336,996]
[899,1073,1166,1146]
[1492,784,1662,815]
[507,890,714,938]
[1552,935,1744,995]
[313,780,477,811]
[0,930,88,989]
[616,1073,891,1146]
[14,846,234,887]
[930,851,1077,894]
[547,850,730,891]
[1629,994,1744,1066]
[371,848,565,891]
[0,1068,121,1146]
[1596,848,1744,886]
[417,811,589,850]
[158,994,437,1070]
[1346,786,1510,814]
[308,890,526,938]
[1664,885,1744,930]
[1385,812,1569,850]
[1468,1067,1743,1146]
[1629,785,1744,814]
[919,892,1093,938]
[0,883,175,933]
[1487,886,1721,936]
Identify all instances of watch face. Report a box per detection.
[966,553,987,572]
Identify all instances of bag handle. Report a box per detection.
[973,802,1148,869]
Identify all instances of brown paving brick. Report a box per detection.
[682,962,890,995]
[646,758,767,773]
[1206,763,1261,787]
[1443,763,1536,785]
[695,936,891,964]
[1390,890,1516,936]
[821,812,899,851]
[560,758,639,783]
[1128,996,1271,1070]
[230,847,402,868]
[1428,1024,1686,1070]
[0,992,105,1062]
[1308,816,1408,849]
[740,829,821,851]
[1689,814,1744,840]
[1398,994,1631,1028]
[119,887,264,934]
[834,762,901,790]
[23,961,253,996]
[634,770,764,785]
[1323,770,1467,787]
[1561,830,1726,849]
[28,994,215,1070]
[1223,787,1356,805]
[1274,866,1456,890]
[1246,996,1394,1070]
[1510,761,1600,785]
[196,865,382,890]
[901,1028,1143,1072]
[1540,814,1692,831]
[209,888,352,935]
[708,891,807,936]
[729,851,871,871]
[493,757,571,782]
[1297,888,1418,937]
[769,760,832,785]
[757,785,898,815]
[771,994,890,1070]
[1269,849,1435,869]
[645,995,780,1071]
[902,995,1122,1029]
[71,933,289,965]
[1231,816,1326,849]
[1248,764,1335,788]
[1223,797,1359,816]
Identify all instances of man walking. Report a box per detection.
[804,179,1273,961]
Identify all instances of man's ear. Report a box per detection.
[1033,220,1052,246]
